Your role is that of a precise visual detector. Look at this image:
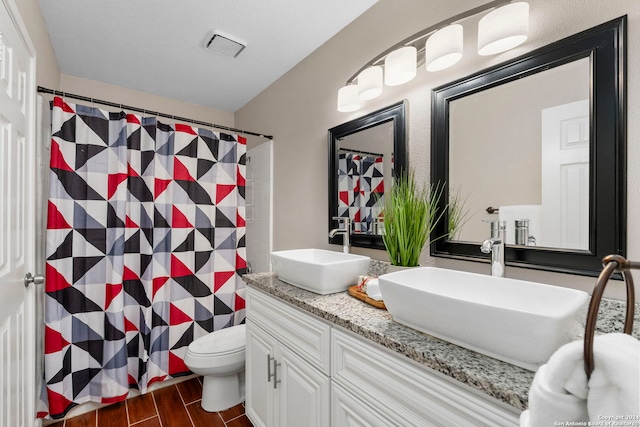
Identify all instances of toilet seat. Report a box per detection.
[187,324,246,357]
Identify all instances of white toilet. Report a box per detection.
[184,324,246,412]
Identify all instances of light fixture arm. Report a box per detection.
[345,0,511,85]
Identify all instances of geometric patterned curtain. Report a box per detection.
[337,152,384,233]
[42,97,247,419]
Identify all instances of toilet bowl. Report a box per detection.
[184,324,246,412]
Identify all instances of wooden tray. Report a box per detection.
[348,286,386,309]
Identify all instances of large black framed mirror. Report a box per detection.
[430,17,626,277]
[329,101,408,250]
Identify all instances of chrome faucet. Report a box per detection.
[480,220,506,277]
[329,216,351,253]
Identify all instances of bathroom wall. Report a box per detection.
[235,0,640,299]
[59,75,234,126]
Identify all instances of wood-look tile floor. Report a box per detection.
[46,377,253,427]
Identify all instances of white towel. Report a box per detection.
[365,278,383,301]
[520,333,640,427]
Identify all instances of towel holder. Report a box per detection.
[584,255,637,379]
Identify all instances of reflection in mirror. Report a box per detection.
[450,58,590,250]
[337,122,393,234]
[329,101,407,250]
[430,17,626,276]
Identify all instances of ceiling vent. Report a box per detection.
[205,31,246,58]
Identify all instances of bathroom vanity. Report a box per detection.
[243,272,530,427]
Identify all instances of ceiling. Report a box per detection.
[39,0,378,112]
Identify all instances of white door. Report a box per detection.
[0,0,38,426]
[541,100,589,249]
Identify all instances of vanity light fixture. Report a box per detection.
[337,0,530,112]
[357,66,383,100]
[477,2,529,56]
[384,46,418,86]
[425,24,464,72]
[337,84,361,112]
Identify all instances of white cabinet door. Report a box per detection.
[0,1,37,426]
[278,344,330,427]
[246,291,331,427]
[246,320,277,427]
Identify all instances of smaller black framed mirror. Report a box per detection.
[430,17,626,276]
[328,101,408,250]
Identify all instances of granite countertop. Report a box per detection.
[242,263,640,412]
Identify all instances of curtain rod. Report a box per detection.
[338,147,385,158]
[37,86,273,140]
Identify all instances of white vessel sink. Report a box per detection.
[378,267,589,370]
[271,249,370,294]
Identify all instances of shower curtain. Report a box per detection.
[43,97,247,418]
[337,152,384,233]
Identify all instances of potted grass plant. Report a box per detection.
[447,186,472,241]
[381,170,445,268]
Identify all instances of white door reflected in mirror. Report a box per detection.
[541,100,589,250]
